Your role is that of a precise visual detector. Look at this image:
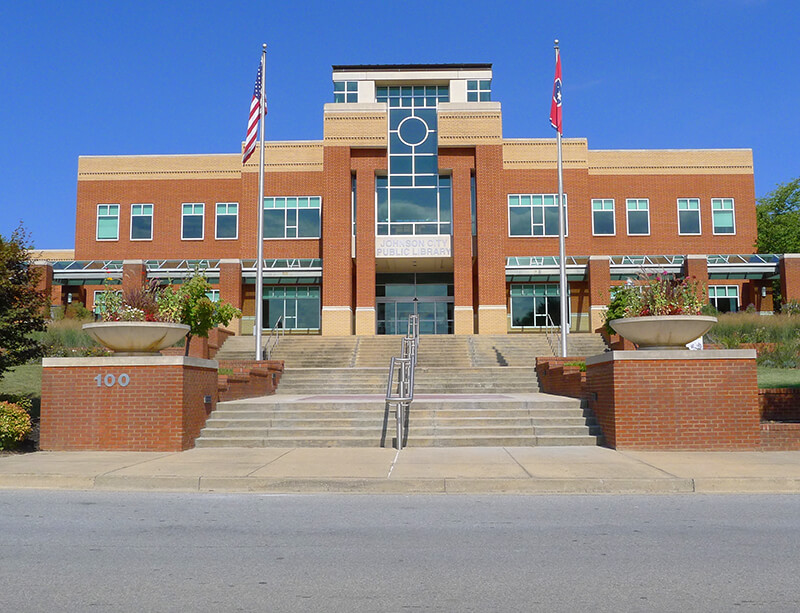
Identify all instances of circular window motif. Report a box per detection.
[397,116,428,147]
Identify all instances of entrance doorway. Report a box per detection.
[376,273,454,335]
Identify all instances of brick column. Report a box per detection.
[219,259,243,335]
[779,254,800,303]
[452,167,474,334]
[321,146,353,335]
[354,166,376,335]
[587,256,611,333]
[474,145,506,334]
[33,261,55,316]
[122,260,147,296]
[682,254,708,292]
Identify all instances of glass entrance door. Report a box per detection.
[376,273,454,335]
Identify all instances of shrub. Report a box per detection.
[783,299,800,316]
[36,319,109,357]
[0,400,32,450]
[563,360,586,372]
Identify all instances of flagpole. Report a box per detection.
[554,40,569,358]
[254,44,267,360]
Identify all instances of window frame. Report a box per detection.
[709,285,740,312]
[96,204,120,241]
[466,79,492,102]
[333,81,358,103]
[507,193,568,238]
[711,198,736,235]
[181,203,205,241]
[677,198,701,236]
[129,203,153,241]
[262,196,322,240]
[215,202,239,240]
[591,199,616,236]
[625,198,650,236]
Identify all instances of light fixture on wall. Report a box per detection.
[762,286,767,297]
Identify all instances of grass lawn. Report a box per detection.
[757,367,800,389]
[0,363,43,416]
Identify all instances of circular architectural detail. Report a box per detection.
[397,116,429,147]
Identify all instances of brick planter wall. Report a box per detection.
[535,357,587,399]
[40,356,218,451]
[585,350,760,450]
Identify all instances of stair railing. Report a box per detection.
[263,315,285,360]
[544,312,562,357]
[385,314,419,449]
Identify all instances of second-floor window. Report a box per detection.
[626,199,650,235]
[181,203,204,240]
[215,203,238,240]
[677,198,701,235]
[130,204,153,240]
[96,204,119,241]
[712,198,736,234]
[591,199,615,235]
[263,196,321,239]
[508,194,567,237]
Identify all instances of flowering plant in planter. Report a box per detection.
[100,279,178,323]
[605,273,706,334]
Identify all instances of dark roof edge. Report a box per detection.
[332,63,492,71]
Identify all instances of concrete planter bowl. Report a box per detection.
[608,315,718,350]
[83,322,190,356]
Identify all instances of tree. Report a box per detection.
[160,272,241,356]
[755,178,800,254]
[0,225,47,381]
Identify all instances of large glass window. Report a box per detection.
[467,80,491,102]
[678,198,701,235]
[215,202,238,240]
[375,85,448,237]
[130,204,153,240]
[96,204,119,241]
[181,203,204,240]
[712,198,735,234]
[263,196,321,239]
[591,199,615,235]
[510,284,561,328]
[508,194,567,237]
[709,285,739,313]
[333,81,358,103]
[263,285,320,330]
[626,199,650,235]
[376,175,451,235]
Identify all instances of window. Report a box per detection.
[263,285,320,330]
[591,199,615,235]
[510,284,561,328]
[626,199,650,235]
[508,194,567,237]
[709,285,739,313]
[351,175,357,237]
[130,204,153,240]
[333,81,358,103]
[205,289,220,302]
[470,174,477,236]
[181,203,204,240]
[263,196,321,239]
[376,175,451,236]
[467,80,491,102]
[96,204,119,240]
[712,198,735,234]
[215,203,238,240]
[677,198,701,235]
[93,289,120,315]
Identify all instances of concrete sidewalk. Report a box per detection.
[3,447,800,494]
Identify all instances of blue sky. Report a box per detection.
[2,0,798,249]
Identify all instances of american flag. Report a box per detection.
[243,62,264,165]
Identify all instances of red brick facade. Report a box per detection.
[40,357,218,451]
[585,351,761,450]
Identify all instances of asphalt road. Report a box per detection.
[1,491,799,612]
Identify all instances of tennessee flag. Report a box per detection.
[549,49,563,134]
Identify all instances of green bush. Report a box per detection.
[0,400,32,450]
[35,319,109,358]
[707,312,800,366]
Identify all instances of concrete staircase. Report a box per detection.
[200,332,608,448]
[195,395,601,448]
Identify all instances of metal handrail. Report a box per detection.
[385,314,419,450]
[544,312,562,357]
[263,315,285,360]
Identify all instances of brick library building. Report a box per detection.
[38,63,800,338]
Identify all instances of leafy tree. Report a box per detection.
[755,178,800,254]
[160,272,241,356]
[0,225,47,381]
